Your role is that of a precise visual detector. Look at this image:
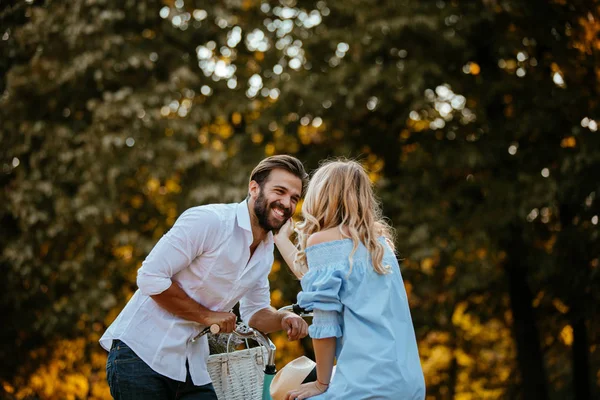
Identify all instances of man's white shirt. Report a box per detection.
[100,200,274,385]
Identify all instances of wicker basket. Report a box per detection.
[207,342,267,400]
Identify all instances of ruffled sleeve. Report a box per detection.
[297,265,344,339]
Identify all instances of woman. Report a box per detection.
[274,160,426,400]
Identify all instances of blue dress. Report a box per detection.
[297,238,426,399]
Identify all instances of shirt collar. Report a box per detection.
[236,199,274,245]
[236,199,252,232]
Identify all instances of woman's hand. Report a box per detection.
[274,218,294,244]
[284,381,328,400]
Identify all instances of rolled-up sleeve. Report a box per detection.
[239,258,272,324]
[137,207,221,296]
[297,266,344,339]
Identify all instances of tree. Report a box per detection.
[2,0,599,398]
[257,0,600,397]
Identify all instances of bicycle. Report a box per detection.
[198,304,312,400]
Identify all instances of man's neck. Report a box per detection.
[247,202,269,249]
[250,226,267,250]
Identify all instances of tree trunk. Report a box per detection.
[557,202,592,400]
[505,260,549,400]
[571,313,591,400]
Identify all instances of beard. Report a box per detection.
[254,189,292,232]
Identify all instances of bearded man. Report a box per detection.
[100,155,309,400]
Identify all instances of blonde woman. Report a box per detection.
[274,160,425,400]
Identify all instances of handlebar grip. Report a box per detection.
[292,304,308,315]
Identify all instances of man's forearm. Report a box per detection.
[248,307,285,333]
[150,280,212,324]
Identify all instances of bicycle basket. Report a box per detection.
[207,344,267,400]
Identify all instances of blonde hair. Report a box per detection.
[294,159,395,276]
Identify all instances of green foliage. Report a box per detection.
[1,0,599,398]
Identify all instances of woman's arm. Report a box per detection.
[284,337,336,399]
[275,236,301,278]
[313,337,336,386]
[274,219,304,279]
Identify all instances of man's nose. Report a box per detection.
[279,196,292,209]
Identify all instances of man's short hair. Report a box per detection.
[249,155,308,193]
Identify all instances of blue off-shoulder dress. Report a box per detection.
[297,238,426,399]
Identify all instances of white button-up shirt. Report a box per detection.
[100,200,274,385]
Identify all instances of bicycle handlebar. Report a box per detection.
[278,303,311,317]
[192,304,311,341]
[191,304,312,365]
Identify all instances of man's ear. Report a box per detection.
[248,180,260,199]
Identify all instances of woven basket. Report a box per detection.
[207,342,267,400]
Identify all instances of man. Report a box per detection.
[100,155,309,399]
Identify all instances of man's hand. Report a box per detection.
[274,218,294,244]
[281,313,308,341]
[204,311,237,333]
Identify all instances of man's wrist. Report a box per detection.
[196,308,212,325]
[279,310,294,321]
[279,310,295,328]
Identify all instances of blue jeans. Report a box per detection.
[106,340,217,400]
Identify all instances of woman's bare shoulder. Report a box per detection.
[306,227,346,247]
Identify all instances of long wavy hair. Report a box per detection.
[294,159,395,276]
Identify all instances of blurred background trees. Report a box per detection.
[1,0,599,399]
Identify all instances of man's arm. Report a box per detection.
[137,208,236,332]
[240,255,307,340]
[248,307,308,340]
[151,281,236,332]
